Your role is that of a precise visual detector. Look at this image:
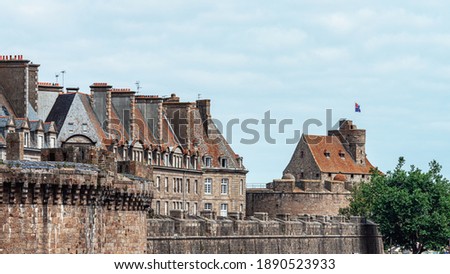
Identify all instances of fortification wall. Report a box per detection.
[147,215,383,254]
[246,190,350,218]
[0,161,152,254]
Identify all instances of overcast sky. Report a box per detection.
[2,0,450,184]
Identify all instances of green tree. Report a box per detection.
[341,157,450,253]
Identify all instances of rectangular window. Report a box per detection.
[82,123,88,133]
[204,178,212,194]
[220,203,228,217]
[164,202,168,215]
[37,135,43,149]
[68,122,74,133]
[204,203,212,210]
[221,158,228,168]
[239,179,244,195]
[50,137,56,148]
[194,203,198,215]
[164,177,169,192]
[205,157,211,167]
[173,178,176,192]
[24,132,29,147]
[186,179,190,193]
[221,178,229,195]
[156,201,160,215]
[156,176,161,191]
[194,180,198,194]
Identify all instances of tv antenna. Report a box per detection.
[55,73,59,83]
[198,93,201,100]
[60,70,66,88]
[135,81,141,94]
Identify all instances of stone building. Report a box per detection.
[0,55,247,219]
[247,120,377,217]
[0,55,58,161]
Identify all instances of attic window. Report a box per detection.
[82,123,88,133]
[300,151,304,158]
[221,158,228,168]
[324,150,330,158]
[338,150,345,159]
[68,122,74,133]
[204,157,212,168]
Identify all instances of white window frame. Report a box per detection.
[221,178,229,195]
[204,178,212,195]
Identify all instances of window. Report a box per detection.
[173,178,176,192]
[193,157,197,169]
[339,150,345,159]
[204,178,212,194]
[194,203,198,215]
[156,176,161,191]
[186,179,190,193]
[82,123,88,133]
[300,151,304,158]
[164,177,169,192]
[38,135,44,149]
[186,202,190,213]
[220,203,228,217]
[239,179,244,195]
[164,202,168,215]
[316,173,320,178]
[204,203,212,210]
[221,158,228,168]
[68,122,74,133]
[204,157,211,167]
[50,137,56,148]
[221,178,229,195]
[194,180,198,194]
[300,172,304,178]
[362,174,365,179]
[156,201,160,215]
[164,153,169,166]
[240,204,243,212]
[24,132,29,147]
[186,156,190,169]
[351,174,354,179]
[324,150,330,158]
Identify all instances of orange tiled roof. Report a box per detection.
[304,135,374,174]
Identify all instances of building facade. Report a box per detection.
[0,55,247,218]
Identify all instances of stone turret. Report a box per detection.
[329,120,366,166]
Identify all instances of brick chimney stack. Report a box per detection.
[90,83,112,137]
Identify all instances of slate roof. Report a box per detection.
[303,135,374,174]
[79,93,108,147]
[0,93,15,117]
[45,93,76,131]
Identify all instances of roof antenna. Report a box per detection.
[60,70,66,90]
[198,93,201,100]
[135,81,141,94]
[55,73,59,84]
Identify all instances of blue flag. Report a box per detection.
[355,103,361,112]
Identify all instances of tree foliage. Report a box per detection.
[341,157,450,253]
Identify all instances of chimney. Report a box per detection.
[135,96,164,144]
[6,132,24,160]
[0,55,39,118]
[90,83,112,136]
[196,99,211,132]
[110,88,136,141]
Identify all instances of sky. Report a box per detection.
[2,0,450,184]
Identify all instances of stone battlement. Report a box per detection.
[147,214,383,254]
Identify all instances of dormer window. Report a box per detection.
[68,122,74,133]
[82,123,88,133]
[324,150,330,158]
[204,156,212,168]
[221,158,228,168]
[339,150,345,159]
[164,153,170,166]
